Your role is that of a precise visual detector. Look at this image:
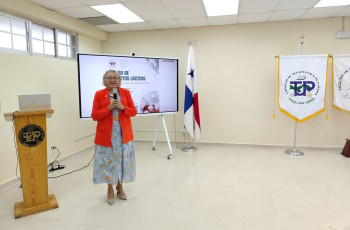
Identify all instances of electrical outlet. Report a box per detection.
[51,145,56,150]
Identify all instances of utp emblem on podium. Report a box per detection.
[19,124,45,147]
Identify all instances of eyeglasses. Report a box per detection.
[105,76,120,81]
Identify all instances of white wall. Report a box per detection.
[103,17,350,147]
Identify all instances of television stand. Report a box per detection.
[152,114,173,159]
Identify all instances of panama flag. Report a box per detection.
[184,44,201,140]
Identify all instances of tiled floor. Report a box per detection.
[1,142,350,230]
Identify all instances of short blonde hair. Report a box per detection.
[102,70,122,86]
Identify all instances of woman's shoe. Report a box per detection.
[116,185,127,200]
[117,193,127,200]
[107,191,115,205]
[107,198,115,205]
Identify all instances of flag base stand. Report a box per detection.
[181,145,196,154]
[181,132,197,154]
[284,147,304,157]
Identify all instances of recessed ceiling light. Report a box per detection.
[91,4,143,23]
[203,0,239,17]
[314,0,350,7]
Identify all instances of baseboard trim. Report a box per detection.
[133,139,343,151]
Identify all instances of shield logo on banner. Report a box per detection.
[278,55,329,122]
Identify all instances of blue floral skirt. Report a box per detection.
[93,118,136,185]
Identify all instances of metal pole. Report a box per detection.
[181,116,196,154]
[181,132,196,153]
[284,35,304,157]
[293,121,297,148]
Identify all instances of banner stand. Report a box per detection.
[284,35,305,157]
[285,120,304,156]
[152,114,173,159]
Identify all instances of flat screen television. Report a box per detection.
[77,53,178,118]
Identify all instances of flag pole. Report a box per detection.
[182,42,198,154]
[284,34,305,157]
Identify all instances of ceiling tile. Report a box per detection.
[208,15,238,26]
[77,0,122,6]
[124,0,174,21]
[56,6,103,18]
[275,0,320,11]
[335,5,350,16]
[122,22,155,31]
[96,24,130,32]
[239,0,279,14]
[177,18,209,27]
[301,6,347,19]
[149,20,181,29]
[239,12,272,23]
[29,0,83,9]
[269,9,308,21]
[161,0,207,19]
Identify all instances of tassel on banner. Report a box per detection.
[325,54,333,121]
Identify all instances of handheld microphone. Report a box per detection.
[113,88,118,99]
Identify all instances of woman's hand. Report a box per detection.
[115,99,125,111]
[109,99,125,111]
[108,99,117,111]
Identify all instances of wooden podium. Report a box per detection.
[4,110,58,219]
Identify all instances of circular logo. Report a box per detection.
[120,60,128,68]
[19,124,45,147]
[337,68,350,99]
[108,59,117,69]
[283,70,320,105]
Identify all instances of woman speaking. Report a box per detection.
[91,70,137,205]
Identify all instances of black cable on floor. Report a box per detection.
[48,152,94,179]
[47,147,66,171]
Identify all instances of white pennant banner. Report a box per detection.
[279,55,329,122]
[333,54,350,112]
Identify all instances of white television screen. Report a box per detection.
[77,53,178,118]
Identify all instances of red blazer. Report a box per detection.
[91,87,137,146]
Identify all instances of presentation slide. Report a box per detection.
[77,53,178,118]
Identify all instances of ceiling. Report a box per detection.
[28,0,350,32]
